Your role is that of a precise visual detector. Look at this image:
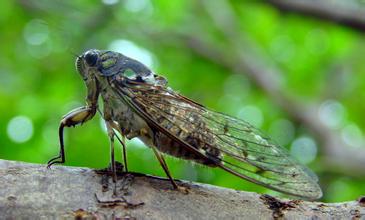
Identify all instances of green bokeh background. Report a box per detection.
[1,0,365,203]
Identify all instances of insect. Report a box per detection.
[47,49,322,200]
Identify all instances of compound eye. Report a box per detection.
[84,50,98,66]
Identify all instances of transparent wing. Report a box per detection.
[114,79,322,200]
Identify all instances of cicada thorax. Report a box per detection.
[98,80,152,144]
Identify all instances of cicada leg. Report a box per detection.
[151,147,178,189]
[104,120,118,196]
[110,123,128,173]
[120,135,128,172]
[101,102,129,174]
[47,105,96,168]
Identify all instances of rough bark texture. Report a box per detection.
[0,160,365,219]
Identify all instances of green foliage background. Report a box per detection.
[1,0,365,202]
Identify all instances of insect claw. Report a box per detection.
[46,162,56,169]
[177,185,189,194]
[46,154,65,169]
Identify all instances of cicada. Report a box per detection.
[47,49,322,200]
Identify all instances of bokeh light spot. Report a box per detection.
[7,116,34,143]
[290,136,317,164]
[102,0,119,5]
[237,105,263,128]
[318,99,345,129]
[341,123,364,148]
[108,39,155,68]
[23,19,49,45]
[269,119,295,146]
[123,0,153,13]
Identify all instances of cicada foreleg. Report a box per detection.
[47,105,97,168]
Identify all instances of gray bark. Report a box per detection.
[0,159,364,219]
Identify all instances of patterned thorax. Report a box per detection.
[76,49,155,81]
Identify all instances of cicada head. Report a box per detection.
[76,49,97,81]
[76,49,158,85]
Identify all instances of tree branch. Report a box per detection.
[266,0,365,31]
[0,160,364,219]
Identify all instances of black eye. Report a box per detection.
[135,75,144,82]
[84,50,98,66]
